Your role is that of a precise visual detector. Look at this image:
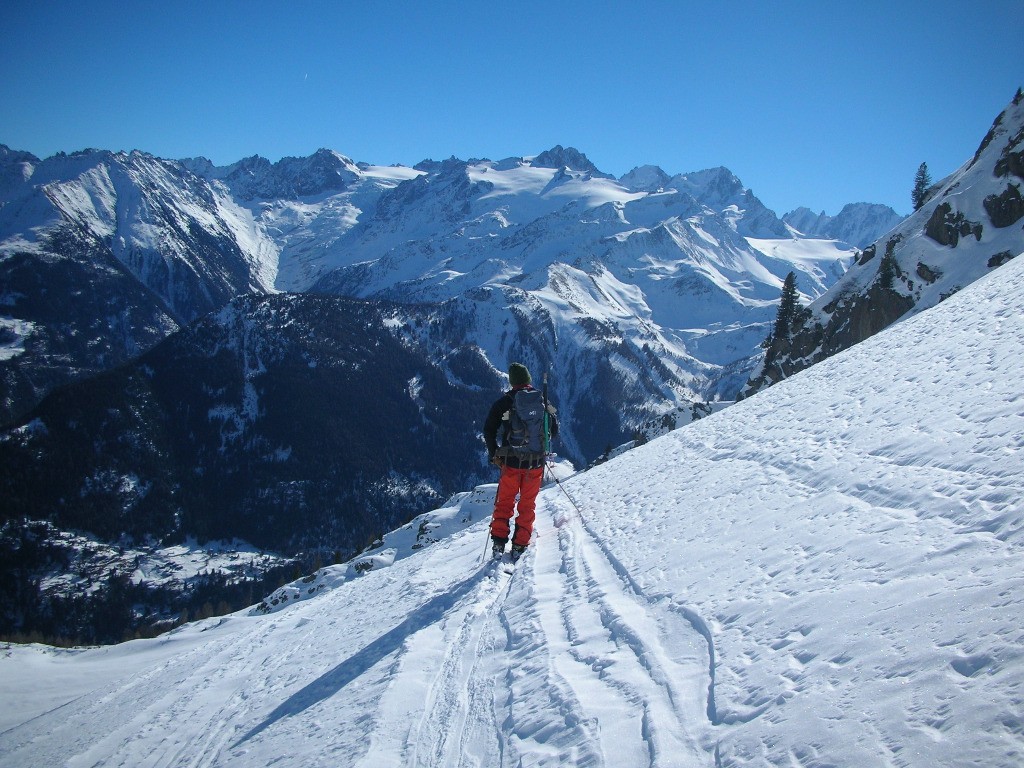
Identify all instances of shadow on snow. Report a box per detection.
[232,565,490,749]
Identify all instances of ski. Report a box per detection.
[486,548,523,575]
[484,554,514,577]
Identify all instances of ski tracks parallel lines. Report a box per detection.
[0,613,277,768]
[495,548,607,768]
[358,562,514,768]
[575,498,723,734]
[541,498,713,766]
[114,616,305,768]
[415,567,513,767]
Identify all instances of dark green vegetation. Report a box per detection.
[1,293,496,643]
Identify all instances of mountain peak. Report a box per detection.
[530,145,613,178]
[0,145,40,165]
[619,165,671,191]
[782,203,905,248]
[0,145,40,194]
[413,156,470,175]
[665,166,788,238]
[672,166,744,201]
[190,150,361,201]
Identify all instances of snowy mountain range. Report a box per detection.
[2,141,867,438]
[782,203,905,248]
[3,91,1020,645]
[0,136,874,641]
[2,212,1020,767]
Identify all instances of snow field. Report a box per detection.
[519,502,711,765]
[564,252,1024,764]
[1,248,1022,766]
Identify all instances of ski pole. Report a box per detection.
[546,459,586,519]
[542,371,550,455]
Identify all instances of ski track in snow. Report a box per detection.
[362,556,515,767]
[0,499,718,768]
[350,497,716,768]
[517,500,711,766]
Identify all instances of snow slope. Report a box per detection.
[1,254,1021,765]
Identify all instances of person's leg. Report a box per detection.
[490,466,520,544]
[511,467,543,547]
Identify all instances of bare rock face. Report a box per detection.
[924,202,984,247]
[744,248,915,394]
[983,184,1024,229]
[742,90,1024,401]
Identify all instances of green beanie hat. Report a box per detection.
[508,362,531,386]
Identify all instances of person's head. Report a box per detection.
[508,362,531,387]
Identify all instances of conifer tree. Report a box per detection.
[912,162,932,211]
[761,272,809,370]
[772,272,800,343]
[879,250,898,291]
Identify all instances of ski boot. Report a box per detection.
[510,543,526,563]
[491,537,507,561]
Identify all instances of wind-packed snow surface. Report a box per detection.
[2,255,1022,765]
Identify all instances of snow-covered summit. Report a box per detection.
[2,209,1021,768]
[528,144,615,178]
[619,163,673,191]
[670,166,789,238]
[784,202,905,248]
[183,149,364,201]
[619,164,790,238]
[0,144,39,197]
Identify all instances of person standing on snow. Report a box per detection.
[483,363,558,562]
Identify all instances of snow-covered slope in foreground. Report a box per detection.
[2,260,1022,765]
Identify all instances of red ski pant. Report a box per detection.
[490,465,543,547]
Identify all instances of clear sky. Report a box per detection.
[2,1,1021,216]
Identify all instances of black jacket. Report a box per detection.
[483,385,558,469]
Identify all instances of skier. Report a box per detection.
[483,363,558,562]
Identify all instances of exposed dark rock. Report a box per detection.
[742,256,915,397]
[924,202,984,246]
[995,146,1024,180]
[215,149,360,201]
[856,244,877,265]
[972,111,1005,168]
[988,251,1016,269]
[916,262,942,284]
[983,184,1024,228]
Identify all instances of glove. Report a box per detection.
[491,455,504,467]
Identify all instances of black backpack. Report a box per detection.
[506,387,546,457]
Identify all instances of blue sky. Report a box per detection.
[2,1,1021,216]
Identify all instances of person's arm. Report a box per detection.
[483,395,509,459]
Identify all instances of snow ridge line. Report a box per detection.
[563,492,723,733]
